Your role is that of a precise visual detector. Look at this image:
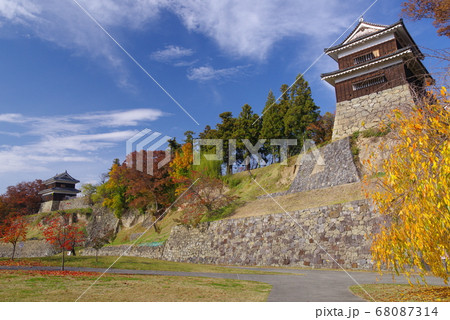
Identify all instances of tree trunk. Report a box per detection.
[62,250,65,271]
[11,243,16,261]
[96,249,98,263]
[71,247,76,256]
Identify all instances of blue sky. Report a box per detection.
[0,0,447,193]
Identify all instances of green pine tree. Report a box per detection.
[183,130,195,144]
[283,74,319,155]
[235,104,261,170]
[216,112,237,175]
[260,90,286,163]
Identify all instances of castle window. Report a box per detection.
[352,75,387,90]
[354,52,376,65]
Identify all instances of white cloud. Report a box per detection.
[0,108,166,133]
[0,113,26,123]
[187,65,245,81]
[36,130,138,152]
[150,45,194,62]
[0,0,367,68]
[0,0,40,22]
[0,129,138,174]
[173,60,198,67]
[78,109,166,127]
[0,148,49,174]
[0,143,97,174]
[169,0,360,60]
[0,108,165,174]
[0,131,22,137]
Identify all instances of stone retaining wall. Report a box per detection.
[288,137,360,193]
[163,199,383,270]
[59,197,90,210]
[4,200,384,271]
[39,200,60,213]
[333,84,413,140]
[0,240,57,258]
[39,197,90,213]
[258,137,360,199]
[81,245,163,259]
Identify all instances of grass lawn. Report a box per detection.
[0,255,291,275]
[224,156,296,203]
[350,284,450,302]
[0,270,271,302]
[230,182,366,219]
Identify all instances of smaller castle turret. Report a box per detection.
[38,171,80,212]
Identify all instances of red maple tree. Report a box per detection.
[42,213,85,270]
[1,180,46,221]
[0,215,28,260]
[0,196,7,223]
[306,112,335,145]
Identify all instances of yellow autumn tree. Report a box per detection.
[169,143,193,195]
[100,163,128,218]
[365,87,449,284]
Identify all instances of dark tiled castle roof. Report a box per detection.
[43,170,80,185]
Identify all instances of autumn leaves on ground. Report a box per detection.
[350,284,450,302]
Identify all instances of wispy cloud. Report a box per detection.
[0,109,166,134]
[187,65,246,81]
[0,0,365,71]
[0,0,40,23]
[74,109,166,127]
[0,113,27,123]
[173,60,198,67]
[0,108,165,174]
[150,45,194,62]
[0,131,22,137]
[169,0,360,60]
[0,142,100,174]
[36,131,139,153]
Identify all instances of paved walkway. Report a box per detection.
[0,265,446,302]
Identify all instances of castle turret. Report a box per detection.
[321,19,432,140]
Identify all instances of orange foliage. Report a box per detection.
[0,260,43,267]
[169,143,194,195]
[402,0,450,37]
